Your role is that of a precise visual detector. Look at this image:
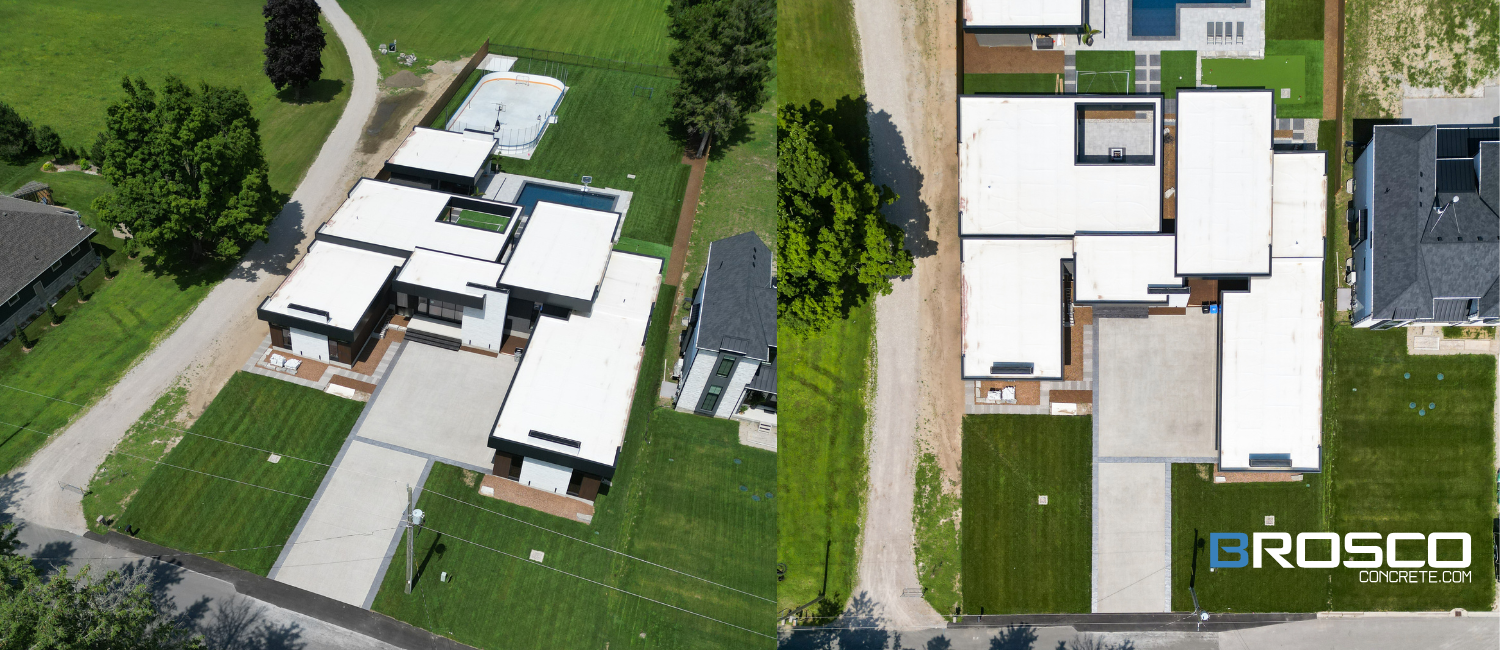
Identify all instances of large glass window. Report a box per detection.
[417,296,464,323]
[716,357,736,377]
[700,385,723,411]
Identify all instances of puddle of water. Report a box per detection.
[361,90,428,154]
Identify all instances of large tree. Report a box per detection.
[0,525,203,648]
[777,102,914,334]
[262,0,326,101]
[92,77,279,263]
[0,102,34,162]
[666,0,775,158]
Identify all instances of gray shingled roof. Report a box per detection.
[697,232,775,363]
[1367,125,1500,322]
[0,196,95,303]
[10,181,49,199]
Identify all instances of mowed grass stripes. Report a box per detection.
[119,372,363,575]
[962,415,1093,614]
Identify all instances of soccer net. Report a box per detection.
[1076,70,1132,94]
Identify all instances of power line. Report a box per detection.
[0,382,89,408]
[25,527,401,566]
[421,524,773,640]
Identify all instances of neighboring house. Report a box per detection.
[10,181,53,204]
[675,232,776,418]
[959,90,1328,472]
[380,126,494,195]
[0,196,100,342]
[1348,119,1499,329]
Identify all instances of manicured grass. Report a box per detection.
[777,308,874,616]
[0,1,353,193]
[1075,51,1135,94]
[615,237,673,260]
[1266,40,1325,119]
[1266,0,1325,40]
[963,73,1059,94]
[373,414,775,648]
[455,209,508,232]
[497,61,691,246]
[83,385,189,535]
[779,0,864,108]
[913,444,962,617]
[1203,46,1322,119]
[961,415,1092,615]
[343,0,673,68]
[117,372,364,576]
[1159,50,1197,99]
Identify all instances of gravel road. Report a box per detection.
[2,0,380,535]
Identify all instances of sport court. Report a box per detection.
[446,68,566,161]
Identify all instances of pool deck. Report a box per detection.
[1058,0,1264,57]
[479,172,632,241]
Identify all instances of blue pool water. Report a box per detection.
[1131,0,1247,37]
[514,183,617,216]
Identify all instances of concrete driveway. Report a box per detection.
[1094,462,1169,613]
[1096,313,1218,459]
[354,342,516,471]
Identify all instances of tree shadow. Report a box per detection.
[275,79,346,105]
[199,595,307,650]
[992,624,1040,649]
[865,107,937,261]
[778,590,892,650]
[28,539,76,576]
[0,471,24,528]
[222,198,309,284]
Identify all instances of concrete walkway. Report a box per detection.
[3,0,380,535]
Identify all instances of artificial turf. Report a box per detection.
[1266,40,1326,119]
[1075,51,1136,94]
[455,209,508,232]
[116,372,365,575]
[963,73,1059,95]
[615,237,674,261]
[1159,50,1198,98]
[1202,55,1307,105]
[961,415,1093,615]
[0,1,353,194]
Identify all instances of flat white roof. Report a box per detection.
[1271,152,1328,258]
[500,201,618,301]
[965,0,1083,27]
[491,252,662,467]
[1219,257,1324,470]
[1074,234,1180,302]
[387,128,493,179]
[1174,91,1274,275]
[961,238,1074,379]
[960,96,1162,236]
[396,248,504,296]
[263,242,404,330]
[321,179,509,261]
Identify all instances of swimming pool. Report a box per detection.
[514,183,617,216]
[1131,0,1247,37]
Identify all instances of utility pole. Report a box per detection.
[405,484,414,594]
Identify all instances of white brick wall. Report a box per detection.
[461,288,509,351]
[714,358,760,418]
[675,349,713,413]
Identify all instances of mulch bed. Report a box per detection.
[329,374,377,394]
[978,380,1042,405]
[963,34,1065,74]
[1049,390,1093,404]
[479,474,595,522]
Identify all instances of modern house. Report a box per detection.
[959,89,1328,472]
[1348,120,1498,329]
[963,0,1087,40]
[674,232,777,418]
[0,196,100,342]
[380,126,495,195]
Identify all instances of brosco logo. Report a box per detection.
[1209,532,1472,569]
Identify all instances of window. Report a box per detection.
[716,357,736,377]
[4,293,16,307]
[700,385,722,411]
[50,259,62,272]
[417,296,464,323]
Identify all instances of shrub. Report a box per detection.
[75,158,90,169]
[0,102,34,161]
[46,302,61,325]
[40,161,56,172]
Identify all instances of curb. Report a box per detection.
[943,612,1315,632]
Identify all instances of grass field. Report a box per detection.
[1159,51,1197,98]
[0,163,220,475]
[1075,51,1135,94]
[961,415,1092,615]
[963,73,1059,95]
[0,1,353,194]
[913,443,962,616]
[82,385,189,535]
[491,61,690,247]
[1266,0,1325,40]
[455,209,508,232]
[116,372,363,576]
[343,0,673,69]
[779,0,864,108]
[428,68,482,130]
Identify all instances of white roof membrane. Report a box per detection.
[320,180,509,261]
[262,242,405,330]
[1271,152,1328,258]
[961,238,1075,379]
[396,248,504,297]
[1174,91,1274,275]
[1219,258,1324,470]
[965,0,1084,27]
[1074,234,1180,302]
[501,202,618,301]
[387,128,494,179]
[960,96,1162,236]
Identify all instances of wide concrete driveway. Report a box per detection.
[355,342,517,470]
[1096,313,1218,459]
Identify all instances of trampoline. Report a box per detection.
[445,71,567,160]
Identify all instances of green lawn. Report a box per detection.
[776,0,874,619]
[1266,0,1325,40]
[343,0,673,69]
[962,415,1093,615]
[455,209,509,232]
[0,1,353,194]
[963,73,1059,95]
[0,164,220,475]
[1075,50,1135,94]
[116,372,363,575]
[913,444,962,617]
[1266,40,1325,119]
[1159,50,1197,99]
[1202,50,1320,118]
[83,385,189,535]
[495,61,690,247]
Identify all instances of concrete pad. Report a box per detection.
[1097,314,1218,458]
[1095,462,1168,613]
[273,441,428,607]
[357,343,516,468]
[1401,86,1499,126]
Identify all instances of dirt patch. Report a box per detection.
[1323,0,1341,119]
[360,90,428,154]
[962,34,1064,74]
[977,380,1041,405]
[1345,0,1499,116]
[383,70,424,89]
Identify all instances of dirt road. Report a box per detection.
[848,0,960,630]
[3,0,380,535]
